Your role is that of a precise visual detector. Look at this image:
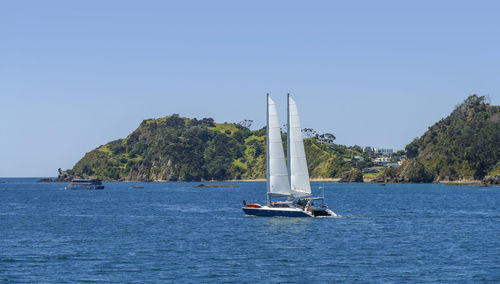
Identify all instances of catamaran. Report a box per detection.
[242,94,337,217]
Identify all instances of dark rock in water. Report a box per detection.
[37,178,54,183]
[340,169,364,183]
[482,175,500,185]
[55,170,76,182]
[370,167,400,183]
[194,184,238,188]
[397,159,434,183]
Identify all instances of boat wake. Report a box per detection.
[315,214,343,218]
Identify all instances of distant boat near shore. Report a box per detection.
[194,184,238,188]
[67,179,104,190]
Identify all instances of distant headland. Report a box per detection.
[55,95,499,185]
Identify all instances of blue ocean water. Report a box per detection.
[0,178,499,283]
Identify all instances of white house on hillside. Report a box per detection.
[375,148,393,156]
[363,146,393,156]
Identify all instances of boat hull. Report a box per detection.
[243,206,337,217]
[242,206,313,217]
[312,208,336,217]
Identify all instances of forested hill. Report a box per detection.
[395,95,500,182]
[58,114,367,181]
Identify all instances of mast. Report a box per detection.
[287,93,291,199]
[266,93,270,205]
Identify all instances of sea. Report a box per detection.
[0,178,499,283]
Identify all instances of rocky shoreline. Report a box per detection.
[52,170,500,185]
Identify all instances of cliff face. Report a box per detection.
[398,95,500,182]
[59,114,365,181]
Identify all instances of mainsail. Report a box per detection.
[267,95,291,197]
[287,95,312,197]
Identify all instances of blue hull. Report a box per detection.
[242,207,312,217]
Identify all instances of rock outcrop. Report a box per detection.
[339,169,364,183]
[482,175,500,185]
[55,170,76,182]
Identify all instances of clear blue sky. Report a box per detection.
[1,0,499,177]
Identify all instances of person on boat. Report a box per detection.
[242,200,246,206]
[305,200,313,213]
[295,199,306,209]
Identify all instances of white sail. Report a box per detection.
[287,95,312,197]
[267,95,291,197]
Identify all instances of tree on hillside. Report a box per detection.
[405,138,419,158]
[238,119,253,129]
[319,133,336,141]
[302,128,317,138]
[165,114,185,128]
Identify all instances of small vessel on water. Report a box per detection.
[68,179,104,190]
[242,94,336,217]
[194,184,238,189]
